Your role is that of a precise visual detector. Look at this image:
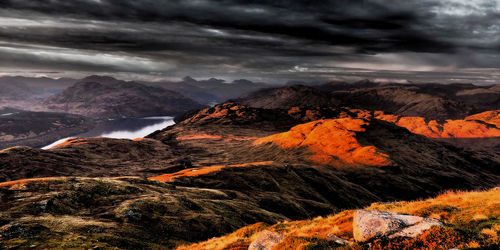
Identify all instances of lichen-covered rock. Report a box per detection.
[353,210,443,242]
[248,230,286,250]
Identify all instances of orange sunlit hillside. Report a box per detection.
[254,118,393,167]
[465,110,500,128]
[0,177,59,189]
[176,133,223,140]
[373,110,500,138]
[148,161,273,182]
[178,188,500,250]
[50,138,97,149]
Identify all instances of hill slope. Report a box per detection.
[236,82,500,120]
[0,109,94,149]
[42,76,206,118]
[181,188,500,249]
[235,85,338,109]
[1,101,499,249]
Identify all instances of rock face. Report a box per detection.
[248,230,285,250]
[353,210,443,242]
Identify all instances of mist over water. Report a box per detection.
[42,116,175,149]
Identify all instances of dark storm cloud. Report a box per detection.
[0,0,499,83]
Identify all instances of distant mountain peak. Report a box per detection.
[182,76,197,83]
[81,75,118,83]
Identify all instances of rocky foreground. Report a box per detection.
[181,188,499,249]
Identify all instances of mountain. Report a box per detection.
[234,80,500,120]
[234,85,339,109]
[147,76,269,105]
[0,76,76,109]
[416,83,500,110]
[330,85,478,120]
[1,102,498,248]
[319,80,500,119]
[2,77,500,249]
[0,108,94,149]
[41,76,206,118]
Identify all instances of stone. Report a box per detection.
[248,230,286,250]
[353,209,443,242]
[326,233,352,245]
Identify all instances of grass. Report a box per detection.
[179,188,500,249]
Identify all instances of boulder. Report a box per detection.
[327,233,352,245]
[353,209,443,242]
[248,230,286,250]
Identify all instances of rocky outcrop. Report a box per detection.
[248,230,285,250]
[353,210,443,242]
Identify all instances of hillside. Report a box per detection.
[181,188,500,249]
[234,85,338,109]
[0,76,75,109]
[41,76,206,118]
[0,100,499,248]
[331,86,477,120]
[0,138,177,182]
[0,109,94,149]
[235,81,500,120]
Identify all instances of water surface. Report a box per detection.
[42,116,174,149]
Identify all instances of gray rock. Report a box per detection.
[248,230,286,250]
[353,209,443,242]
[327,233,352,245]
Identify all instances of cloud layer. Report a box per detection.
[0,0,499,84]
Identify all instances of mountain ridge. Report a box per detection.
[41,76,206,118]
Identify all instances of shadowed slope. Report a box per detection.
[235,85,338,109]
[42,76,206,118]
[0,138,180,182]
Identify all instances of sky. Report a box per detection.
[0,0,500,84]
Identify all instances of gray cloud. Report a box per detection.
[0,0,499,84]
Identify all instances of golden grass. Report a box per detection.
[0,177,61,189]
[254,118,393,167]
[148,161,274,182]
[176,133,223,140]
[178,188,500,249]
[374,110,500,138]
[19,215,116,233]
[465,110,500,128]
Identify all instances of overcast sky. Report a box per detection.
[0,0,499,84]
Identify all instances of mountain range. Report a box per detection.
[41,76,206,119]
[0,77,499,249]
